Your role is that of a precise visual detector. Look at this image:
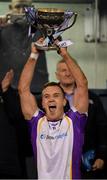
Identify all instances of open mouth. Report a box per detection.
[49,105,56,112]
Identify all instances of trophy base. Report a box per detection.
[35,43,59,51]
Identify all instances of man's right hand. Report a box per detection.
[32,37,44,53]
[0,16,8,27]
[1,69,14,92]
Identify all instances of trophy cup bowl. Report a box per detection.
[25,7,77,50]
[37,8,65,26]
[35,8,66,50]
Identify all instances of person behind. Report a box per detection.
[56,59,107,179]
[18,38,88,179]
[0,71,23,178]
[0,0,48,93]
[1,69,38,179]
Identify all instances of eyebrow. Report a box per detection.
[43,92,62,96]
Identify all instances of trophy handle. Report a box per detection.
[69,12,78,28]
[58,12,78,33]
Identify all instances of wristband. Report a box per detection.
[30,52,39,60]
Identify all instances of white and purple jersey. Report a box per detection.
[27,107,87,179]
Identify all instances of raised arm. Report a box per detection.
[58,47,88,113]
[18,41,40,120]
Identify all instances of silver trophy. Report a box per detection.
[25,7,77,50]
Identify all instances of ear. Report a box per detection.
[55,71,57,77]
[63,98,67,107]
[42,99,45,109]
[55,71,59,81]
[9,4,12,10]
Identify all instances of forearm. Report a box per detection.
[18,42,41,120]
[59,48,88,112]
[62,52,88,86]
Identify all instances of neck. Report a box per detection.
[48,119,62,122]
[60,83,75,95]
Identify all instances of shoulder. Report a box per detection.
[66,107,88,121]
[27,110,45,132]
[28,109,45,123]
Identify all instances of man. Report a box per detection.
[0,71,23,178]
[56,59,107,179]
[0,0,48,93]
[9,0,32,14]
[18,39,88,179]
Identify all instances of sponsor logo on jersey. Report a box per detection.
[40,132,67,140]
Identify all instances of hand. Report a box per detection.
[0,16,8,27]
[31,37,44,54]
[58,46,68,57]
[54,39,68,57]
[92,159,104,171]
[1,69,14,92]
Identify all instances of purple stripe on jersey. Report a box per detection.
[27,110,45,160]
[66,110,87,179]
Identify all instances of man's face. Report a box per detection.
[56,62,75,86]
[10,0,32,14]
[42,85,66,121]
[12,5,26,14]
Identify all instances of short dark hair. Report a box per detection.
[42,82,65,97]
